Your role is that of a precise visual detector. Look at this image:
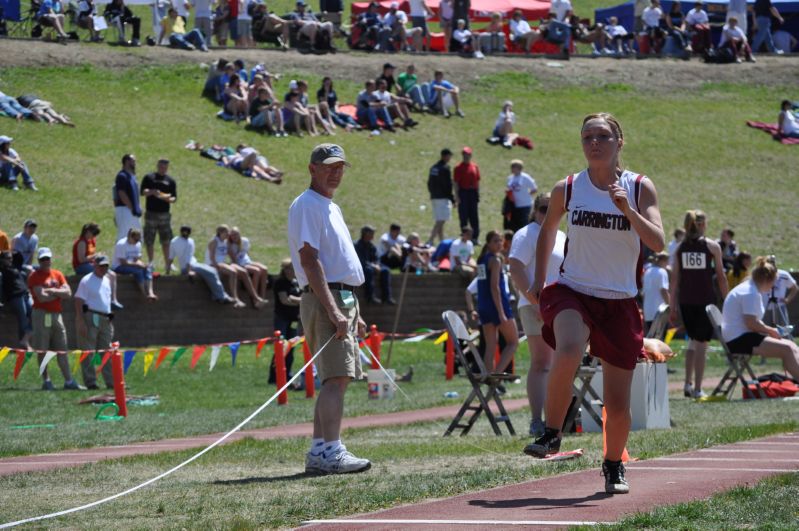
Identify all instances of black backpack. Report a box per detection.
[703,47,735,64]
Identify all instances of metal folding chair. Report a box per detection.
[706,304,766,400]
[646,303,670,339]
[441,310,516,436]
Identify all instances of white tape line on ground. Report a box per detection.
[0,335,333,530]
[302,519,603,526]
[658,458,799,463]
[628,466,799,473]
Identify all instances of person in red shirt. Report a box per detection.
[453,146,481,243]
[28,248,83,390]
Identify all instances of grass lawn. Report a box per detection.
[605,472,799,530]
[0,337,793,458]
[1,64,797,274]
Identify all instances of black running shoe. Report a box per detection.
[523,428,561,458]
[602,459,630,494]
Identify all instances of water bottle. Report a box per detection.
[415,266,422,276]
[444,391,459,398]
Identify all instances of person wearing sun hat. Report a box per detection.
[288,143,371,476]
[0,136,38,192]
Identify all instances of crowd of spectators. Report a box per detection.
[204,58,463,137]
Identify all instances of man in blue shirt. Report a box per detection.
[12,219,39,271]
[37,0,70,42]
[428,70,464,118]
[113,154,142,241]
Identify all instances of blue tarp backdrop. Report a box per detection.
[0,0,22,22]
[595,0,799,48]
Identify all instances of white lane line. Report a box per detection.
[628,466,798,472]
[698,449,799,453]
[657,458,799,463]
[0,462,83,467]
[301,519,604,526]
[729,442,799,446]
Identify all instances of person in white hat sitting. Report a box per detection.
[0,136,37,192]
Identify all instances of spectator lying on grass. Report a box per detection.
[0,91,35,122]
[14,94,74,126]
[220,144,284,183]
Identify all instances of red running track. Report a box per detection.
[301,433,799,529]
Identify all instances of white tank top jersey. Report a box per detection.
[205,236,228,265]
[558,169,646,299]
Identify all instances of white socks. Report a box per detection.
[309,438,324,456]
[322,439,343,458]
[309,438,344,458]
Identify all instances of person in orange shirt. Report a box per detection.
[28,248,83,390]
[0,227,9,251]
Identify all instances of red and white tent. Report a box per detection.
[351,0,552,22]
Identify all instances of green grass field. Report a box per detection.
[1,64,797,274]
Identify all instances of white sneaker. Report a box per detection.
[305,452,323,475]
[694,389,708,400]
[370,129,381,136]
[320,447,371,475]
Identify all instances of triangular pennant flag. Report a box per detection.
[123,350,137,374]
[91,351,102,366]
[39,351,58,376]
[143,350,155,376]
[0,346,10,365]
[71,350,82,375]
[229,342,241,367]
[170,347,187,368]
[13,351,33,380]
[664,327,677,345]
[79,350,91,363]
[255,338,268,359]
[434,331,449,345]
[154,347,172,370]
[189,345,206,369]
[208,345,222,371]
[95,351,112,373]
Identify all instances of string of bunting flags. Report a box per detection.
[0,328,444,381]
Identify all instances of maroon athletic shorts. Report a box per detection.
[539,283,644,370]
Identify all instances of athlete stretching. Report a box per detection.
[523,113,665,494]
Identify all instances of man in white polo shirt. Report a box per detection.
[288,143,371,476]
[74,254,116,390]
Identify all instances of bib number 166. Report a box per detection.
[681,252,706,270]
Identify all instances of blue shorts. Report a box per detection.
[478,299,513,326]
[228,18,239,40]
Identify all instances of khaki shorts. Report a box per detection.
[31,309,68,351]
[300,289,362,382]
[519,304,543,336]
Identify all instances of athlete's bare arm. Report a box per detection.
[530,180,567,303]
[609,177,664,252]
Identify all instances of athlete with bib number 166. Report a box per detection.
[522,113,665,495]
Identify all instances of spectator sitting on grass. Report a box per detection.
[779,99,799,138]
[203,59,229,102]
[642,0,665,53]
[249,86,287,136]
[510,9,541,53]
[773,19,798,53]
[374,79,417,130]
[0,136,38,192]
[685,2,711,53]
[316,77,361,132]
[401,232,437,272]
[224,73,249,122]
[430,70,464,118]
[297,80,335,135]
[478,12,507,55]
[719,17,755,62]
[104,0,141,46]
[449,226,477,278]
[159,7,209,50]
[113,228,157,301]
[228,227,270,300]
[488,100,518,148]
[37,0,70,44]
[727,251,751,289]
[11,219,38,271]
[72,222,123,309]
[0,91,35,122]
[450,18,477,53]
[376,62,398,93]
[28,248,84,390]
[77,0,102,42]
[356,80,392,135]
[397,64,428,112]
[605,16,635,54]
[0,250,32,349]
[233,59,249,83]
[168,225,239,306]
[283,83,319,137]
[379,223,406,270]
[354,225,394,304]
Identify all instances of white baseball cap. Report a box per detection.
[0,135,12,144]
[38,247,53,260]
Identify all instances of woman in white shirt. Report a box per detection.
[228,227,269,300]
[206,224,265,308]
[719,17,754,62]
[505,159,537,232]
[778,100,799,138]
[721,257,799,380]
[642,0,665,53]
[492,100,518,148]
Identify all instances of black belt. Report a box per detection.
[84,306,114,320]
[302,283,358,293]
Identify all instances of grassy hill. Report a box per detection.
[1,61,797,272]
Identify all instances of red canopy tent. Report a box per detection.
[351,0,552,22]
